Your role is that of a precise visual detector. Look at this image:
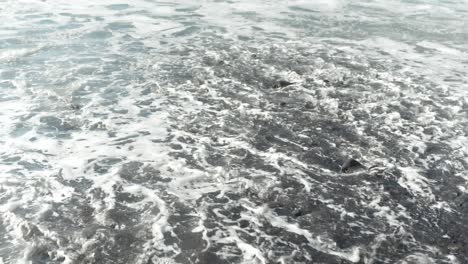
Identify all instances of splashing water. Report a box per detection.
[0,1,467,263]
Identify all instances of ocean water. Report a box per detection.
[0,0,467,263]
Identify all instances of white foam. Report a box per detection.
[289,0,344,11]
[400,253,436,264]
[446,254,460,264]
[398,167,434,200]
[0,48,41,62]
[368,196,407,227]
[243,203,361,263]
[1,0,467,262]
[417,41,462,55]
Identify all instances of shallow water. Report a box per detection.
[0,0,467,263]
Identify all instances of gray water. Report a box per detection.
[0,0,468,263]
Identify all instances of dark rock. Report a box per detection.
[238,220,250,228]
[70,104,82,110]
[293,209,303,218]
[273,80,294,88]
[341,158,365,173]
[304,101,315,109]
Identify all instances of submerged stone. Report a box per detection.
[341,158,365,173]
[273,80,294,88]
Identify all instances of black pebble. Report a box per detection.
[293,210,303,218]
[238,220,250,228]
[280,102,287,107]
[70,104,82,110]
[304,102,315,109]
[274,80,294,88]
[341,158,365,173]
